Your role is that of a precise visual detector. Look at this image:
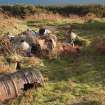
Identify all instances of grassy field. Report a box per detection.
[1,18,105,105]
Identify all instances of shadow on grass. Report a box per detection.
[73,20,105,30]
[38,53,105,86]
[56,20,105,30]
[71,100,102,105]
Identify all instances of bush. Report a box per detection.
[1,4,105,17]
[44,4,105,17]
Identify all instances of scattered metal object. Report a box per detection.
[0,69,44,102]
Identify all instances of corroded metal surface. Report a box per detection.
[0,69,44,102]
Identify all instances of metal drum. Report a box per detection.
[0,69,44,102]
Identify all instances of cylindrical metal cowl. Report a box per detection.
[0,69,44,102]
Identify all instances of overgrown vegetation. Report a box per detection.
[0,5,48,17]
[1,4,105,17]
[0,4,105,105]
[0,17,27,35]
[44,4,105,17]
[0,18,104,105]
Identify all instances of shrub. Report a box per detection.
[1,4,105,17]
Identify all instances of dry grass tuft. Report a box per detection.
[25,13,64,21]
[0,56,15,73]
[0,12,27,35]
[22,57,43,69]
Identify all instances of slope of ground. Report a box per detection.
[0,18,27,35]
[0,12,27,35]
[1,18,105,105]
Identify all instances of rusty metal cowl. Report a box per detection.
[0,69,44,102]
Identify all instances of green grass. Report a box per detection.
[1,18,105,105]
[27,19,71,27]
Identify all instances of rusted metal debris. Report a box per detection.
[0,69,44,102]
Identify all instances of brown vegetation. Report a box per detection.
[25,13,64,21]
[57,43,81,57]
[0,4,105,19]
[94,38,105,54]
